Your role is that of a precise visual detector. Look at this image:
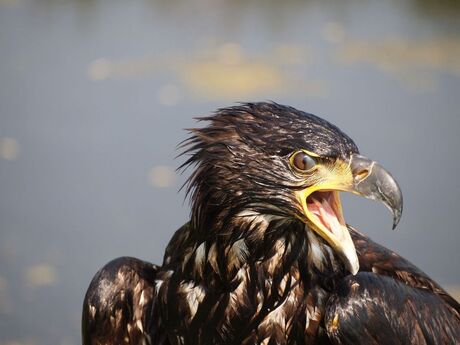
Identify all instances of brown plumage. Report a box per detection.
[82,102,460,344]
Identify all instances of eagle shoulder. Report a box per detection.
[350,226,460,314]
[82,256,167,345]
[322,228,460,344]
[324,272,460,345]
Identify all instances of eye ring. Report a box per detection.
[290,150,317,173]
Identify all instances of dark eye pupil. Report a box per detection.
[293,152,315,171]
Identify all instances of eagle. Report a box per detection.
[82,102,460,345]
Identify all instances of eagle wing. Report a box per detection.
[81,257,168,345]
[323,227,460,345]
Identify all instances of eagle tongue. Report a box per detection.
[307,192,360,275]
[311,194,344,237]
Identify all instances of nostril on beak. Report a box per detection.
[354,169,369,183]
[350,155,375,184]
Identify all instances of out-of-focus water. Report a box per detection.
[0,0,459,343]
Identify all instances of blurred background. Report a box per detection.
[1,0,459,344]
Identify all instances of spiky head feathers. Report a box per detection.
[180,102,359,236]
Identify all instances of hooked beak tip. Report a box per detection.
[351,154,403,230]
[392,208,402,230]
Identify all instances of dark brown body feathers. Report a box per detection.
[82,225,460,344]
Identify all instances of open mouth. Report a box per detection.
[293,154,402,276]
[305,191,348,240]
[302,189,359,274]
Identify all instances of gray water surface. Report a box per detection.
[1,0,460,344]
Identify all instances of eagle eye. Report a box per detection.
[290,151,316,172]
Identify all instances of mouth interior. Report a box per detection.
[306,191,347,238]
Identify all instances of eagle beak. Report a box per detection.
[349,155,403,230]
[296,154,403,275]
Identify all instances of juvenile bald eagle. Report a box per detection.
[82,102,460,344]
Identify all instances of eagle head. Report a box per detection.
[181,102,402,275]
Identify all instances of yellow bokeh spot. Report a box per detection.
[149,166,176,188]
[87,58,112,81]
[0,138,19,160]
[180,61,282,100]
[24,264,58,288]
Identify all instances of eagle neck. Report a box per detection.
[181,210,345,291]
